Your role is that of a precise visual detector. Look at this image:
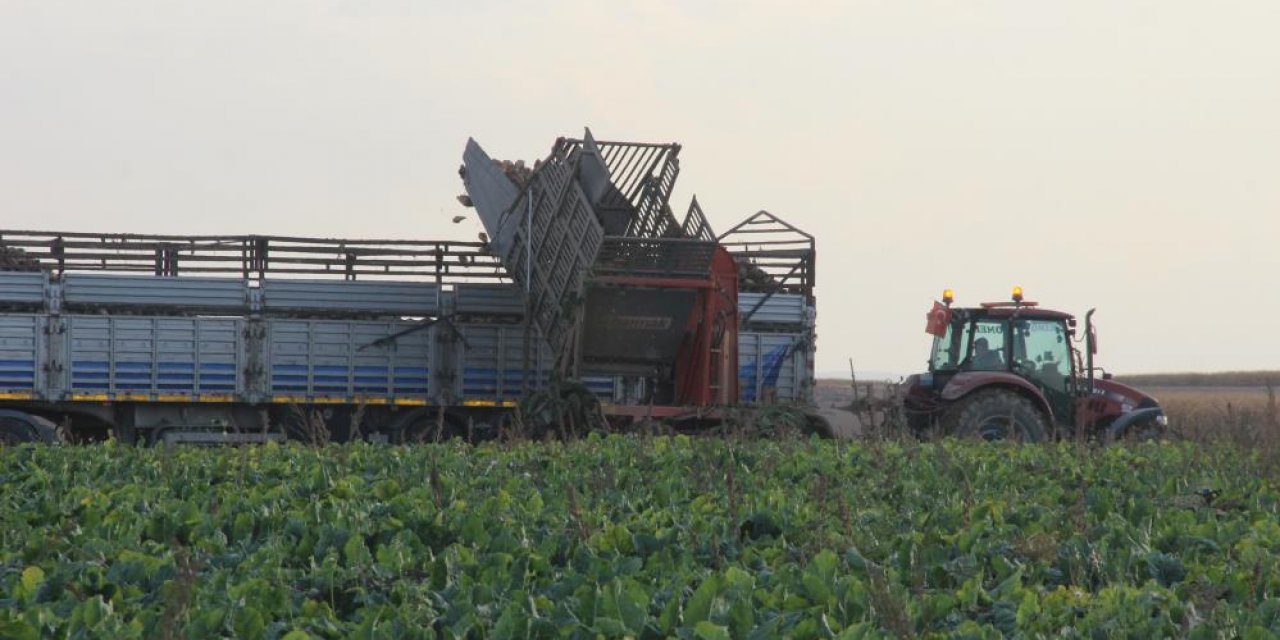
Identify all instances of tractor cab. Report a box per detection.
[905,287,1166,441]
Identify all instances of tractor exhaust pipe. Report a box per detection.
[1084,308,1097,393]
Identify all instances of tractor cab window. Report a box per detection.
[929,319,971,371]
[931,317,1008,372]
[967,319,1007,371]
[1012,318,1071,390]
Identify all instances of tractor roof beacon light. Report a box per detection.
[942,289,954,306]
[1012,286,1024,305]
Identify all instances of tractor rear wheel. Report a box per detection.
[943,390,1048,442]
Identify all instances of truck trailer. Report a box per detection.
[0,131,817,444]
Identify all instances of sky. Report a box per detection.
[2,1,1278,378]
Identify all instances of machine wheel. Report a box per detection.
[391,408,463,444]
[0,412,63,445]
[943,390,1048,442]
[0,420,37,444]
[1116,418,1167,443]
[804,410,836,439]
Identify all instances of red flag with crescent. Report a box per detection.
[925,301,951,337]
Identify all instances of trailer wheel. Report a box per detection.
[0,412,62,444]
[943,390,1047,442]
[391,408,463,444]
[0,418,37,444]
[804,411,836,439]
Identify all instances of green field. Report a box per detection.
[3,437,1279,639]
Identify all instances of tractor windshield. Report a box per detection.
[931,317,1010,372]
[930,319,971,371]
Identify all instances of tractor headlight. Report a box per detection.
[1155,414,1168,427]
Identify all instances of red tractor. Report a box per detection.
[903,287,1166,441]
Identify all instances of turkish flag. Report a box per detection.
[925,301,952,337]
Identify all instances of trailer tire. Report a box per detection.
[804,411,836,439]
[0,420,36,444]
[943,389,1047,442]
[390,408,463,444]
[0,412,62,445]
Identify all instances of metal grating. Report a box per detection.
[552,134,683,239]
[594,238,717,279]
[680,196,716,242]
[462,133,606,363]
[719,210,816,303]
[461,128,738,369]
[0,230,506,283]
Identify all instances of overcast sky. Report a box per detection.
[2,1,1278,377]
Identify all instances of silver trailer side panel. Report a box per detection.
[580,373,649,404]
[0,315,42,396]
[454,284,525,316]
[64,315,243,397]
[581,374,622,402]
[739,293,807,327]
[738,331,809,404]
[266,319,431,401]
[0,272,47,307]
[453,323,552,404]
[260,280,440,317]
[63,274,247,310]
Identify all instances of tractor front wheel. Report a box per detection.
[1116,418,1168,443]
[943,390,1048,442]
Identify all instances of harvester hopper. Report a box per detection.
[460,129,736,406]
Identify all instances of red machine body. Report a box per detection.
[592,246,739,409]
[674,247,739,406]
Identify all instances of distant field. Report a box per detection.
[1113,372,1278,444]
[1116,371,1280,388]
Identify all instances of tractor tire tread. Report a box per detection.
[942,389,1048,442]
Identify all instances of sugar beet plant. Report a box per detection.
[2,437,1280,638]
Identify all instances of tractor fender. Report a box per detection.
[1106,407,1164,440]
[939,372,1055,424]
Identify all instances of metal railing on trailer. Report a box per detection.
[0,229,534,444]
[0,230,508,283]
[718,210,815,304]
[719,211,818,405]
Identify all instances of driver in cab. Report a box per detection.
[971,337,1005,370]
